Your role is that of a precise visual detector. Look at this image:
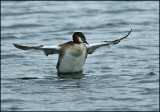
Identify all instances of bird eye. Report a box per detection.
[81,38,84,41]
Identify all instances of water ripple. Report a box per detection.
[2,99,24,103]
[3,24,43,29]
[1,54,25,59]
[119,45,147,50]
[2,36,18,40]
[105,8,152,14]
[2,11,53,16]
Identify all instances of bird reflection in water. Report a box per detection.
[57,71,85,79]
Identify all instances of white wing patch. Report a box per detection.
[87,42,111,54]
[87,29,132,54]
[13,43,60,56]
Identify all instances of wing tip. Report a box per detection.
[129,28,132,35]
[13,43,20,48]
[13,43,29,50]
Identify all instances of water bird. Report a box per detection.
[13,29,132,73]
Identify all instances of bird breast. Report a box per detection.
[57,43,87,73]
[70,44,85,57]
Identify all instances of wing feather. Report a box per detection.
[87,29,132,54]
[13,43,60,56]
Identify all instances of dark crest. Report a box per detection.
[72,32,89,45]
[72,32,86,40]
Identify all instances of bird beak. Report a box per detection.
[79,36,89,45]
[84,40,89,45]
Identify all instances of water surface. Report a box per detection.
[1,1,159,111]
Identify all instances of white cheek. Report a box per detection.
[79,37,83,43]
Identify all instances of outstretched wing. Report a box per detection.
[87,29,132,54]
[13,43,60,56]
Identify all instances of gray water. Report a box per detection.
[1,1,159,111]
